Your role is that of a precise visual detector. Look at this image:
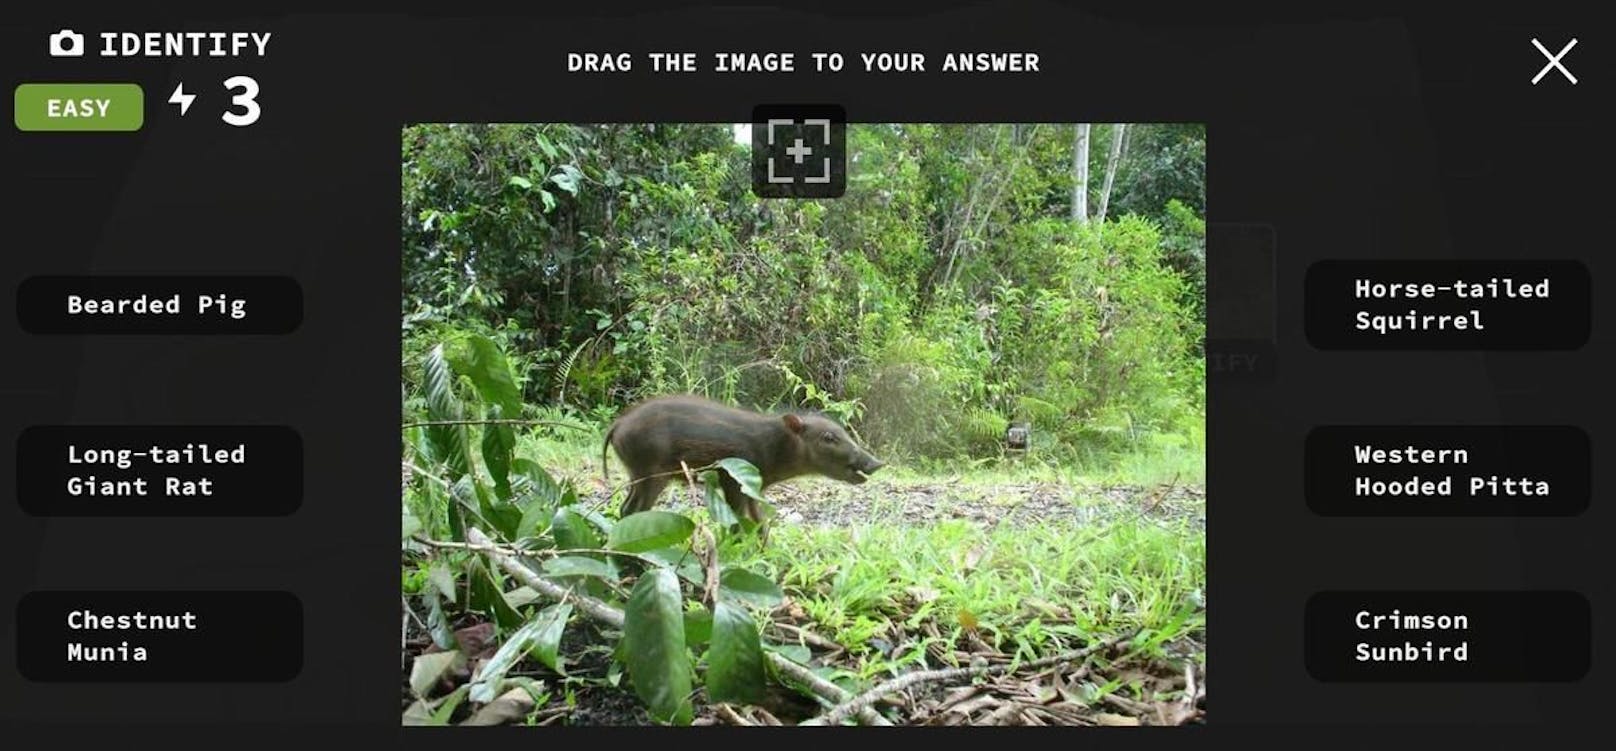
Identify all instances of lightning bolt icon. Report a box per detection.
[168,83,196,116]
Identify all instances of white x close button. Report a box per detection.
[1531,37,1578,85]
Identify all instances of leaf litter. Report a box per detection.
[402,478,1204,725]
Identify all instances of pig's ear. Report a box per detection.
[782,413,805,434]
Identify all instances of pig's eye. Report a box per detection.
[821,432,837,444]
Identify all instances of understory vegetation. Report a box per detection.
[401,123,1206,726]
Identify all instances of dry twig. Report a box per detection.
[716,704,755,726]
[807,634,1126,726]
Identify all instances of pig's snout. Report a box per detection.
[850,454,885,483]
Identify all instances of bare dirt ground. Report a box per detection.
[758,477,1205,529]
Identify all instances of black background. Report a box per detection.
[0,0,1607,744]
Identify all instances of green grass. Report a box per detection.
[1104,440,1204,486]
[412,418,1207,688]
[716,515,1204,679]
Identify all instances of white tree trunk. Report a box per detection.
[1097,123,1128,223]
[1072,124,1091,223]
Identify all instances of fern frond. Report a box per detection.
[553,338,591,403]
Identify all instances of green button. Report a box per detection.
[14,83,144,132]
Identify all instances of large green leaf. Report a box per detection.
[516,497,553,540]
[425,588,455,650]
[467,630,529,704]
[448,477,489,529]
[715,457,766,501]
[503,586,542,610]
[707,601,765,705]
[552,508,601,551]
[462,334,523,417]
[541,556,613,581]
[702,470,740,528]
[622,569,694,725]
[684,607,713,647]
[551,164,584,195]
[638,547,703,587]
[469,561,523,631]
[481,409,516,500]
[529,603,571,675]
[719,566,784,609]
[444,487,466,542]
[514,458,564,507]
[608,511,696,554]
[403,683,470,726]
[422,344,469,480]
[474,478,521,541]
[468,603,571,702]
[578,506,614,534]
[535,135,559,161]
[762,641,812,666]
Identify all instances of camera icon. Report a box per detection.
[49,29,85,57]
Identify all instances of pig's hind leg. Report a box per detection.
[620,474,670,517]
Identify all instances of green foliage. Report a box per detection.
[401,121,1210,717]
[1110,124,1206,221]
[707,601,766,705]
[607,511,696,553]
[622,569,695,724]
[402,123,1203,467]
[421,344,470,480]
[404,336,809,725]
[718,566,785,609]
[714,457,766,502]
[550,508,600,551]
[764,510,1205,680]
[470,602,571,702]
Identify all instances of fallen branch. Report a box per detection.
[768,650,893,726]
[465,528,624,628]
[716,704,755,726]
[1101,692,1152,715]
[985,700,1026,726]
[806,634,1128,726]
[462,527,893,726]
[410,536,655,567]
[768,622,845,653]
[754,707,784,726]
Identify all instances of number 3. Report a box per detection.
[222,75,260,127]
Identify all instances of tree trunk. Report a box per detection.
[1097,123,1128,223]
[1071,124,1090,223]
